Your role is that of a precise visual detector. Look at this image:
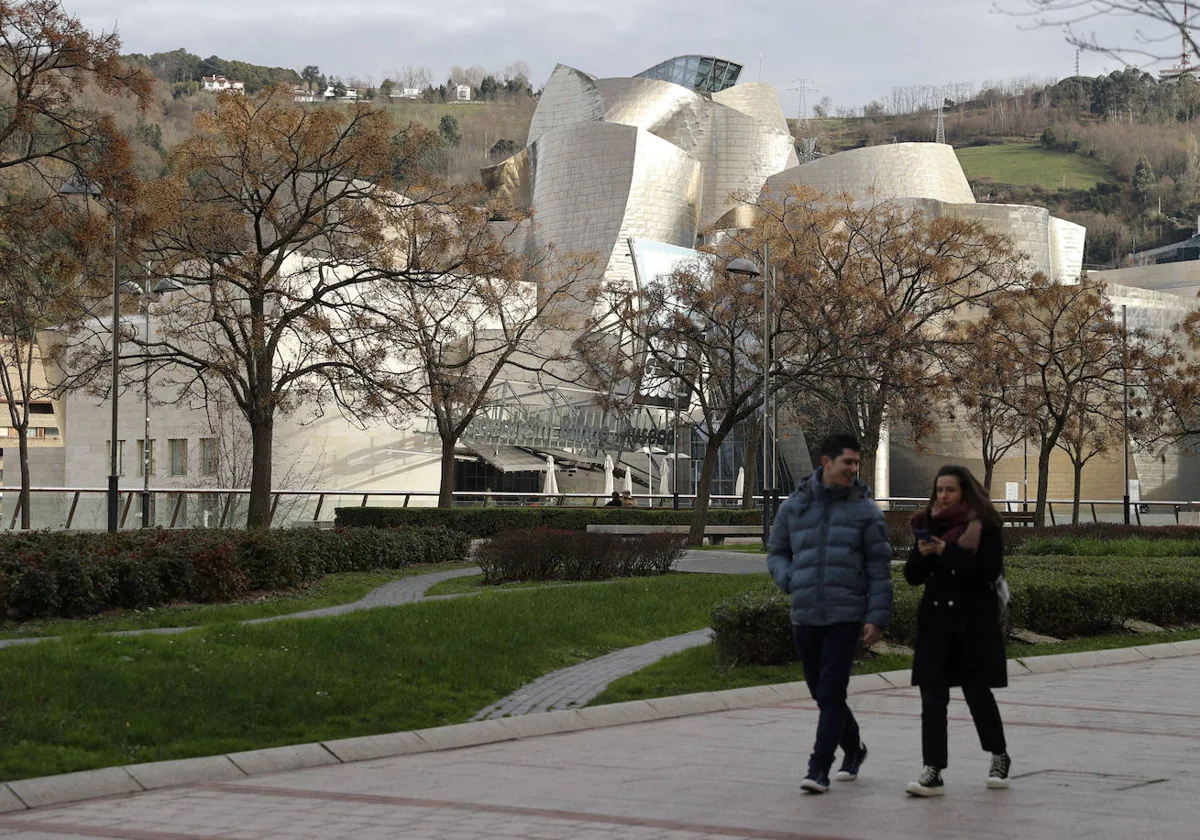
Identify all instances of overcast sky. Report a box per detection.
[70,0,1171,112]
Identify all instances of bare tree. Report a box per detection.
[0,192,100,527]
[384,201,592,507]
[944,311,1028,492]
[987,275,1162,525]
[762,186,1028,485]
[1002,0,1200,67]
[396,65,432,91]
[70,87,518,528]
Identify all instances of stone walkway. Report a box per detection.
[0,567,482,650]
[5,650,1200,838]
[0,550,764,717]
[472,629,716,720]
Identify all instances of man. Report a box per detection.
[767,433,893,794]
[621,490,638,508]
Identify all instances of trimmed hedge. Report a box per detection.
[711,553,1200,667]
[334,506,761,537]
[477,529,685,584]
[0,527,470,621]
[710,585,793,668]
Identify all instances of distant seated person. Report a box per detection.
[604,491,623,507]
[621,490,638,508]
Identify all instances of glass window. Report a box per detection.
[136,439,156,477]
[200,438,218,477]
[106,440,126,475]
[169,438,188,476]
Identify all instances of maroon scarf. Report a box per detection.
[911,502,982,552]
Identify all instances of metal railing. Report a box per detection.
[0,486,1195,530]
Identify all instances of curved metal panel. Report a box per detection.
[519,122,701,329]
[481,146,534,209]
[712,83,792,135]
[528,64,604,145]
[765,142,975,206]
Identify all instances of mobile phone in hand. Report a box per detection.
[913,529,931,542]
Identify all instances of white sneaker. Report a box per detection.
[906,766,945,797]
[987,752,1011,789]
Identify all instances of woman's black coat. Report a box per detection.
[904,521,1008,689]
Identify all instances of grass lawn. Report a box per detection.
[955,143,1113,190]
[591,627,1200,707]
[693,544,766,554]
[0,562,476,640]
[590,644,912,705]
[0,572,761,782]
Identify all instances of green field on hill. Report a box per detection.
[955,143,1114,190]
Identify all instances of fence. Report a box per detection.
[0,487,1193,531]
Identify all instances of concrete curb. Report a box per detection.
[2,638,1195,813]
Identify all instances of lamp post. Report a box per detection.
[1122,304,1130,526]
[131,272,183,527]
[60,176,120,532]
[727,245,772,542]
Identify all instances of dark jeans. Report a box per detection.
[920,681,1007,768]
[794,622,862,775]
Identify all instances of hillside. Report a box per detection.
[955,143,1113,191]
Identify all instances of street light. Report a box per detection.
[727,245,773,542]
[124,273,183,527]
[59,176,120,532]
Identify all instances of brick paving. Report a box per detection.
[5,654,1200,838]
[473,629,716,720]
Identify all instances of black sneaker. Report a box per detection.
[800,770,830,794]
[987,752,1011,789]
[835,743,868,781]
[906,766,945,797]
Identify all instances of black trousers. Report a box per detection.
[794,623,862,775]
[920,681,1007,769]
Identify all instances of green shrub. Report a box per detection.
[710,585,793,668]
[334,506,761,536]
[711,555,1200,669]
[476,529,685,584]
[0,526,471,621]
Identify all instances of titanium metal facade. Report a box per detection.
[485,59,796,326]
[763,143,1086,285]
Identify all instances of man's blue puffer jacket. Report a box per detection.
[766,468,894,628]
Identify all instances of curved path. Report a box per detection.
[0,549,765,716]
[0,566,482,650]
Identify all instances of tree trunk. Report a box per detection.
[246,414,274,529]
[17,428,30,530]
[858,448,876,493]
[1072,460,1083,525]
[1034,446,1053,527]
[689,433,724,546]
[982,458,995,495]
[438,433,457,508]
[741,423,758,510]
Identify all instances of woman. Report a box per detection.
[904,464,1010,797]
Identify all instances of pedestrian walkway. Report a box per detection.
[0,567,482,651]
[4,651,1199,839]
[472,629,715,719]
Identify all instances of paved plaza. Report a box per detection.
[2,652,1200,839]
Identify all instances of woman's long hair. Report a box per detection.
[925,464,1002,529]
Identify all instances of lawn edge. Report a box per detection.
[5,637,1199,813]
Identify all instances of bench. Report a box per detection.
[1000,511,1036,527]
[585,523,762,545]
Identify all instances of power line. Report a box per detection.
[789,78,818,125]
